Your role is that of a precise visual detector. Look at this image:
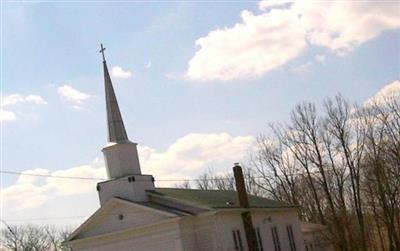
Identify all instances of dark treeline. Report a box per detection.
[0,224,72,251]
[185,95,399,251]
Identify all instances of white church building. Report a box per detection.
[65,46,306,251]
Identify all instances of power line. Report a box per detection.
[0,170,206,182]
[0,170,104,181]
[1,215,88,222]
[0,170,233,182]
[0,169,320,182]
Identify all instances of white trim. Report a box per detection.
[65,217,180,245]
[66,197,179,241]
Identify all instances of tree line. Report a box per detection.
[0,223,72,251]
[183,94,400,251]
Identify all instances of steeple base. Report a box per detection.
[102,141,142,179]
[97,174,155,206]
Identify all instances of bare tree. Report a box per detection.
[194,166,261,195]
[174,180,192,189]
[195,168,235,191]
[177,94,399,251]
[248,94,399,251]
[1,223,72,251]
[358,97,400,251]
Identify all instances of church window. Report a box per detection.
[255,227,264,251]
[286,225,296,251]
[232,229,244,251]
[305,243,314,251]
[271,226,281,251]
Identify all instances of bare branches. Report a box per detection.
[248,94,399,251]
[0,224,72,251]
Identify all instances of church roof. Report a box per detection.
[137,201,193,216]
[147,188,296,209]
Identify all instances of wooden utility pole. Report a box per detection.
[233,163,258,251]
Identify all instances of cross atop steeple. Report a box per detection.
[99,43,106,62]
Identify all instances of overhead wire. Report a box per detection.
[0,170,253,182]
[0,170,103,181]
[0,169,318,182]
[1,215,88,222]
[0,168,318,222]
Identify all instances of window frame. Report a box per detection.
[271,226,281,251]
[286,224,297,251]
[255,227,264,251]
[232,229,244,251]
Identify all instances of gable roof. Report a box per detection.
[147,188,295,209]
[137,201,193,216]
[66,197,180,242]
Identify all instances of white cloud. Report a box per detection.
[365,80,400,107]
[1,164,106,210]
[0,109,17,122]
[259,0,293,10]
[57,85,92,109]
[139,133,255,185]
[111,66,133,79]
[0,94,47,122]
[186,1,400,81]
[1,168,51,209]
[25,95,47,105]
[1,94,47,107]
[186,9,306,81]
[291,61,312,74]
[350,80,400,128]
[299,1,400,55]
[292,53,328,74]
[47,165,106,196]
[1,132,254,209]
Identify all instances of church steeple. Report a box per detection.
[99,44,142,180]
[97,44,155,205]
[100,44,128,143]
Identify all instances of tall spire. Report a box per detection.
[97,44,154,204]
[100,44,128,143]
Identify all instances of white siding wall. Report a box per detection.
[176,209,305,251]
[71,208,305,251]
[179,217,198,251]
[212,209,305,251]
[192,215,219,251]
[253,210,305,251]
[215,213,246,251]
[71,222,182,251]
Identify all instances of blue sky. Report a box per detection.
[1,1,399,225]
